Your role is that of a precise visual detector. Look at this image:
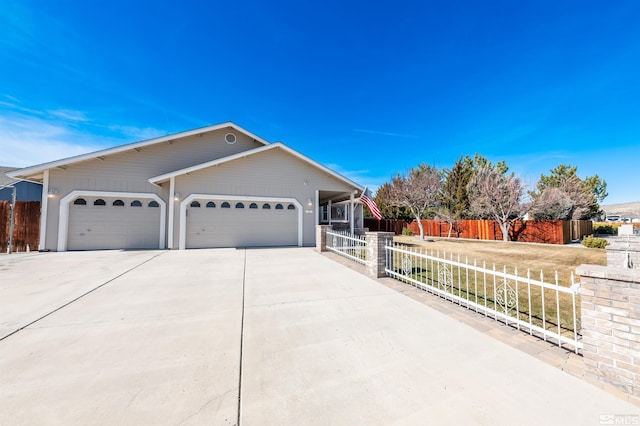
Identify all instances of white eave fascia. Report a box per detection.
[148,142,364,192]
[6,121,270,180]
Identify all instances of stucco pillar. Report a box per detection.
[365,232,394,278]
[316,225,331,252]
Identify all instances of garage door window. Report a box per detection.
[190,201,201,208]
[73,198,87,205]
[221,202,230,208]
[262,203,271,209]
[249,203,258,209]
[206,201,216,208]
[236,202,244,208]
[287,204,295,210]
[148,201,159,207]
[94,199,106,206]
[113,199,125,207]
[131,200,142,207]
[275,204,283,210]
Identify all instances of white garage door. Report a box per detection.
[68,196,161,250]
[186,199,298,249]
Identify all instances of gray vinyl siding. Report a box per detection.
[44,129,262,250]
[174,147,356,246]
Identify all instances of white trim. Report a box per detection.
[57,190,166,252]
[38,170,49,250]
[168,177,175,249]
[179,194,303,250]
[148,142,363,191]
[7,122,271,180]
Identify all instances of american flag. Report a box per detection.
[360,187,382,220]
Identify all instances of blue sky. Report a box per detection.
[1,1,639,204]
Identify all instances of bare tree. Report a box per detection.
[434,206,462,238]
[468,166,526,242]
[389,164,441,239]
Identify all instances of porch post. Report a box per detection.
[38,170,49,251]
[315,190,319,225]
[328,200,332,225]
[350,193,354,235]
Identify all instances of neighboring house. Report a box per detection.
[8,122,364,251]
[0,166,43,201]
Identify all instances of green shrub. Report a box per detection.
[581,235,609,249]
[401,227,413,236]
[593,223,618,235]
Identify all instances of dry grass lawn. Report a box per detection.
[394,235,606,287]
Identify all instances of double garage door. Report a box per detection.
[186,199,298,249]
[68,196,161,251]
[66,195,298,250]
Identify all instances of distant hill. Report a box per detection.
[601,201,640,219]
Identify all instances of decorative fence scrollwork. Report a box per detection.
[401,254,413,276]
[496,277,518,310]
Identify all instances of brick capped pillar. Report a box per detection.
[365,232,394,279]
[316,225,331,253]
[576,264,640,400]
[606,236,640,269]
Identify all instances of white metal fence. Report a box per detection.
[326,230,367,265]
[385,243,582,353]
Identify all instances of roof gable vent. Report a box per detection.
[225,132,237,144]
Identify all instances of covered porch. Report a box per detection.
[316,189,364,234]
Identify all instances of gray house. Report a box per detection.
[8,122,364,251]
[0,166,42,201]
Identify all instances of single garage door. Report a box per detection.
[186,199,298,249]
[68,196,161,250]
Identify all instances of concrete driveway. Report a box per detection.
[0,248,637,425]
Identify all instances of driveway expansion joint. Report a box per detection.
[0,251,167,342]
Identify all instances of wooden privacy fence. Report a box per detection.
[0,201,40,252]
[363,218,412,234]
[406,219,592,245]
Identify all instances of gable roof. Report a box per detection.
[0,166,18,186]
[149,142,363,192]
[7,122,270,181]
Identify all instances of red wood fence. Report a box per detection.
[363,218,412,234]
[405,219,592,244]
[0,201,40,252]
